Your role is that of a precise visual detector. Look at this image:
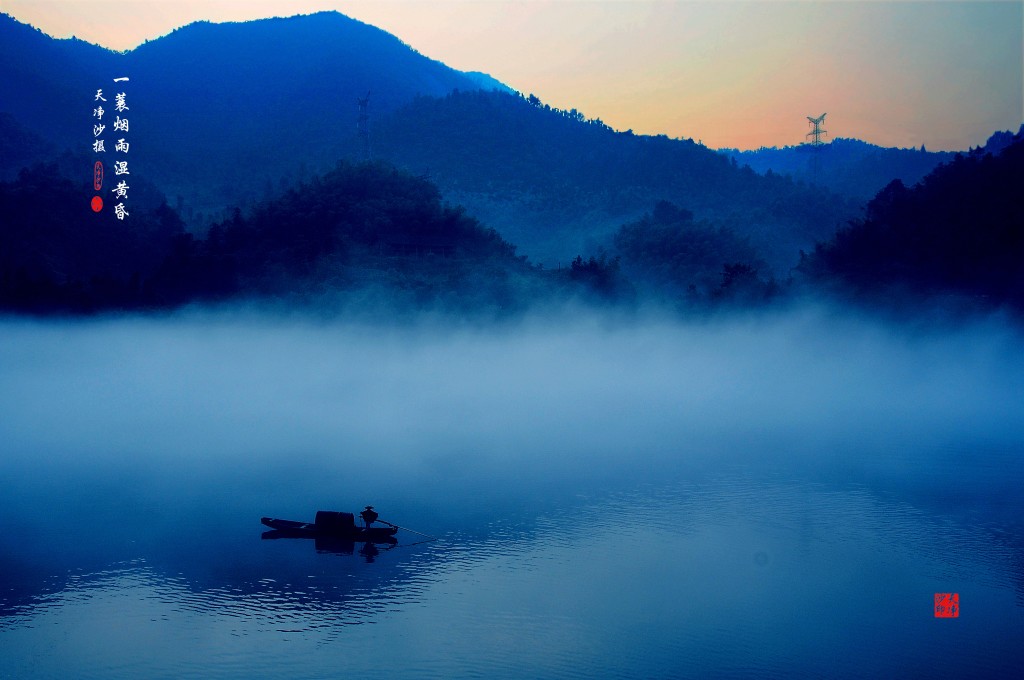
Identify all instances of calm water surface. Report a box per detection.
[1,312,1022,678]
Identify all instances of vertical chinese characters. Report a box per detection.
[110,79,130,220]
[91,89,106,211]
[91,78,132,217]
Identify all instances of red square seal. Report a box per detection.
[934,593,959,618]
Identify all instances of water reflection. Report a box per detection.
[2,464,1023,678]
[1,312,1023,677]
[260,530,399,562]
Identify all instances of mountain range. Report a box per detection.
[1,9,1020,315]
[0,12,506,214]
[2,10,856,269]
[718,129,1023,202]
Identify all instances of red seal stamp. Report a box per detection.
[93,161,103,191]
[934,593,959,618]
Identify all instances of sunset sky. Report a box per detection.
[2,0,1021,150]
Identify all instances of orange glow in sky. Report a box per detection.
[3,0,1021,150]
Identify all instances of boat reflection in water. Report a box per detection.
[261,529,397,562]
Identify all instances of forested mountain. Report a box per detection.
[0,161,564,314]
[718,138,956,201]
[0,11,507,220]
[367,90,858,268]
[0,15,121,148]
[174,161,544,312]
[2,11,858,271]
[4,143,1022,316]
[0,112,58,181]
[611,201,777,306]
[719,128,1023,202]
[799,139,1024,311]
[0,163,185,312]
[4,10,1020,319]
[982,126,1024,156]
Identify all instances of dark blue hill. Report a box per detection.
[369,90,857,268]
[799,137,1024,311]
[718,138,958,201]
[0,11,506,218]
[0,11,858,269]
[0,14,121,149]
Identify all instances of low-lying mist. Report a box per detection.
[2,306,1020,490]
[1,304,1022,591]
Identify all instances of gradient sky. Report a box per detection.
[2,0,1021,150]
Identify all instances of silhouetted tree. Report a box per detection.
[800,139,1024,310]
[613,200,767,303]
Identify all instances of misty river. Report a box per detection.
[1,309,1022,678]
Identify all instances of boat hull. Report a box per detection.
[260,516,398,542]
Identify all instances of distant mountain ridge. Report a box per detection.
[364,90,859,267]
[0,14,120,147]
[8,10,1014,275]
[718,138,955,201]
[0,11,509,213]
[718,128,1023,201]
[0,10,858,269]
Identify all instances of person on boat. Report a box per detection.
[360,505,379,528]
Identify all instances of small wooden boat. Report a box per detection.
[260,511,399,543]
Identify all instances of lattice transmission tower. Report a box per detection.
[805,112,827,176]
[806,113,827,147]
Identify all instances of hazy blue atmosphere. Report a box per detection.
[2,309,1023,677]
[1,5,1023,677]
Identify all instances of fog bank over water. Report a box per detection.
[2,307,1023,678]
[2,307,1020,491]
